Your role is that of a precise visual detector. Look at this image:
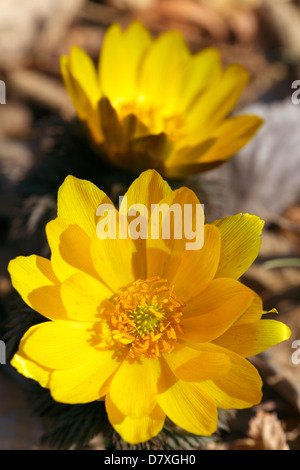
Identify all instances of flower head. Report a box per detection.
[61,21,263,178]
[9,170,290,444]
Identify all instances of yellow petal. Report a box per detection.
[109,355,161,417]
[157,359,218,436]
[146,186,203,281]
[98,22,122,102]
[196,115,264,164]
[69,46,101,107]
[106,395,165,444]
[171,224,220,302]
[8,255,67,320]
[119,169,172,278]
[199,347,263,409]
[213,319,291,357]
[181,278,255,343]
[99,21,151,104]
[57,175,112,239]
[46,218,98,282]
[234,292,263,325]
[121,168,172,209]
[162,156,219,179]
[138,30,190,112]
[95,171,170,286]
[177,47,222,114]
[50,349,125,404]
[17,321,100,370]
[90,232,136,292]
[60,55,87,120]
[60,271,113,322]
[11,352,50,388]
[143,32,189,107]
[185,63,250,137]
[163,342,230,382]
[163,138,216,177]
[212,213,264,279]
[61,60,104,146]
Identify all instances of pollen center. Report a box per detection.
[109,277,185,360]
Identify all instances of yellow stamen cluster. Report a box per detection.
[109,276,185,359]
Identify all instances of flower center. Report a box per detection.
[108,277,185,360]
[115,97,185,141]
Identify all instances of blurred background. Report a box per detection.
[0,0,300,450]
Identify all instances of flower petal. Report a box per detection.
[106,395,165,444]
[68,46,101,107]
[185,63,250,137]
[99,21,151,104]
[46,218,98,282]
[109,355,161,417]
[177,47,222,114]
[181,278,255,343]
[8,255,67,320]
[199,347,263,409]
[212,213,264,279]
[213,319,291,357]
[162,160,219,179]
[171,224,220,302]
[121,168,172,210]
[50,351,124,404]
[40,325,128,404]
[57,175,112,239]
[61,60,104,144]
[138,30,189,112]
[157,359,218,436]
[16,321,100,370]
[60,55,88,121]
[234,291,263,325]
[11,353,51,389]
[119,169,172,278]
[163,342,230,382]
[163,138,216,178]
[146,186,203,281]
[60,271,113,322]
[90,233,136,292]
[196,114,263,164]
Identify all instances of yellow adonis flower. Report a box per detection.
[9,170,290,444]
[60,21,263,178]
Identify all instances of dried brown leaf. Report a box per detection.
[248,411,289,450]
[229,411,289,450]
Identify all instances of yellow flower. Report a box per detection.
[60,21,263,178]
[9,170,290,444]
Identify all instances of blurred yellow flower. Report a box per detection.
[61,21,263,178]
[9,170,290,444]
